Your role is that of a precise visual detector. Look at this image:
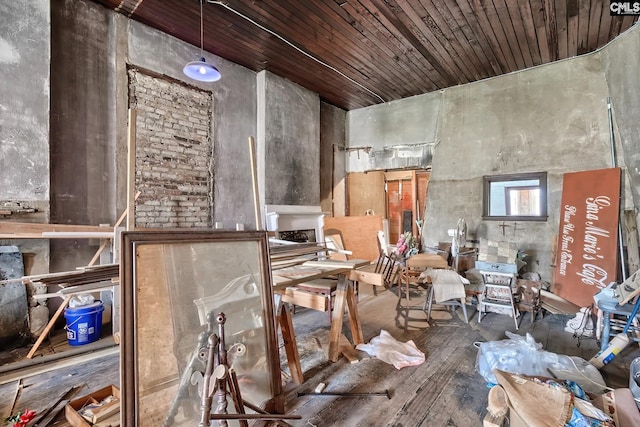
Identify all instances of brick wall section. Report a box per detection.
[129,70,213,228]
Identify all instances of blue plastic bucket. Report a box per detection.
[64,300,104,346]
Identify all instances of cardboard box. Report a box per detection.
[65,385,120,427]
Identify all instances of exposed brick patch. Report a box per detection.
[128,70,213,228]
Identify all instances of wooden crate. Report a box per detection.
[65,385,120,426]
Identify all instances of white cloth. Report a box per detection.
[356,329,425,369]
[422,268,468,303]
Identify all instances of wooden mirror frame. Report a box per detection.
[120,230,281,426]
[482,172,548,221]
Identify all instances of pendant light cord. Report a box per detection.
[207,0,386,104]
[199,0,204,57]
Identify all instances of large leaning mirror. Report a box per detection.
[120,230,281,426]
[483,172,548,221]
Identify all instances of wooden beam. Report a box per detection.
[127,108,137,231]
[339,333,359,364]
[349,268,384,287]
[249,136,262,231]
[277,303,303,384]
[0,222,112,234]
[624,210,640,275]
[279,288,328,312]
[25,295,72,359]
[86,191,140,267]
[4,346,118,385]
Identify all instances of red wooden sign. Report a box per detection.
[554,168,621,308]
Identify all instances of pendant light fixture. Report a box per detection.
[183,0,221,82]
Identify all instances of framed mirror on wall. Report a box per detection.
[120,230,281,426]
[483,172,548,221]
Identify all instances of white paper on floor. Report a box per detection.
[356,329,425,369]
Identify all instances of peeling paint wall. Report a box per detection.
[0,1,50,338]
[258,71,320,206]
[127,17,258,230]
[0,1,50,202]
[425,55,613,281]
[346,93,440,171]
[602,26,640,210]
[320,102,346,216]
[346,35,638,282]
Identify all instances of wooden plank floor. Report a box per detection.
[1,283,638,426]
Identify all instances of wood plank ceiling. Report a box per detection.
[94,0,637,110]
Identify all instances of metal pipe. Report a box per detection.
[297,390,391,399]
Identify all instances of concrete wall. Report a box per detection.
[1,0,321,335]
[126,9,260,230]
[427,55,613,281]
[346,31,640,281]
[346,93,440,172]
[0,0,50,342]
[602,26,640,211]
[0,0,50,204]
[258,71,320,207]
[320,103,347,216]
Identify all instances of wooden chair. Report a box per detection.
[396,253,449,329]
[514,279,542,325]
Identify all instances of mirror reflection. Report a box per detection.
[483,172,547,221]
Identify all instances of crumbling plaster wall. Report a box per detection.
[346,27,640,281]
[0,1,51,340]
[0,1,50,205]
[602,26,640,222]
[347,94,439,172]
[0,0,50,269]
[258,71,320,208]
[427,55,613,281]
[126,8,260,230]
[48,0,259,245]
[1,0,321,336]
[320,103,347,217]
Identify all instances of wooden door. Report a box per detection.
[416,171,431,237]
[385,170,430,246]
[385,171,415,246]
[346,171,385,217]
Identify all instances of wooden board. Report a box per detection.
[623,209,640,275]
[0,222,111,234]
[553,168,621,307]
[134,244,177,424]
[346,171,385,217]
[540,289,580,315]
[280,287,329,312]
[324,215,383,261]
[349,268,384,287]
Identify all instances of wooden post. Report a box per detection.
[328,276,347,362]
[624,210,640,275]
[126,109,137,231]
[248,136,262,231]
[26,295,73,359]
[277,301,304,384]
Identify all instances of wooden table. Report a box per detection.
[271,259,371,383]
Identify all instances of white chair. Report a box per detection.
[478,271,519,329]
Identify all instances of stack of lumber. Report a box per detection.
[0,221,113,239]
[28,264,120,289]
[269,241,330,269]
